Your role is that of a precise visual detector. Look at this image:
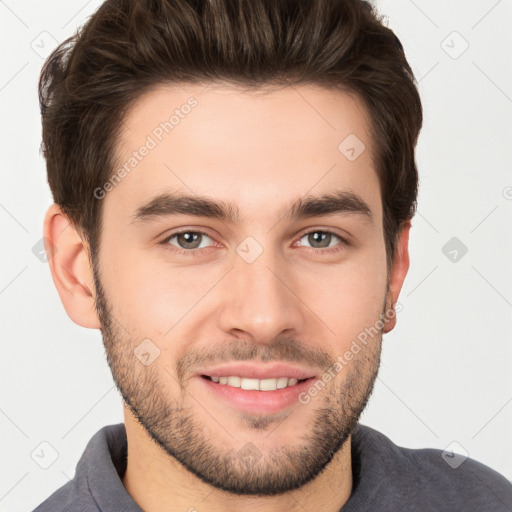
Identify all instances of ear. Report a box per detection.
[383,220,411,334]
[43,204,101,329]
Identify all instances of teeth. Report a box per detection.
[259,378,278,391]
[240,378,259,390]
[227,376,241,387]
[276,377,289,389]
[209,376,303,391]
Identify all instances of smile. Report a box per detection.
[202,375,308,391]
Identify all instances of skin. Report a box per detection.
[44,83,410,512]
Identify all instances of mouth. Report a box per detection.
[197,374,317,415]
[201,374,310,391]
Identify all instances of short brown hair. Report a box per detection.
[39,0,422,270]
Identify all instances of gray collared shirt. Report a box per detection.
[33,422,512,511]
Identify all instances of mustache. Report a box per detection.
[176,338,334,383]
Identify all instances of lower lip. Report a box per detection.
[197,376,316,415]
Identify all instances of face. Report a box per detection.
[91,83,398,495]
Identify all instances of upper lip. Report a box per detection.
[196,362,318,380]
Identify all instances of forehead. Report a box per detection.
[107,82,382,228]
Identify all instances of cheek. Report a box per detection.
[101,245,219,335]
[302,245,388,347]
[99,232,388,350]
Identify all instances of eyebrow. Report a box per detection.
[130,190,374,225]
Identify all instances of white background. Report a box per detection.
[1,1,511,510]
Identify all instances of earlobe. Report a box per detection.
[43,204,101,329]
[383,220,411,334]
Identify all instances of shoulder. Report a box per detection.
[31,423,127,512]
[351,423,512,511]
[31,481,97,512]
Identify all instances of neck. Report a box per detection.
[121,411,353,512]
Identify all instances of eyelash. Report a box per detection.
[159,228,350,257]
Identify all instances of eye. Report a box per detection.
[160,228,349,257]
[162,229,215,254]
[296,229,348,254]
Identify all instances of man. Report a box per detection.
[34,0,512,510]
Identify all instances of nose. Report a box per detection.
[217,247,306,344]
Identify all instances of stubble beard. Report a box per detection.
[92,257,384,496]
